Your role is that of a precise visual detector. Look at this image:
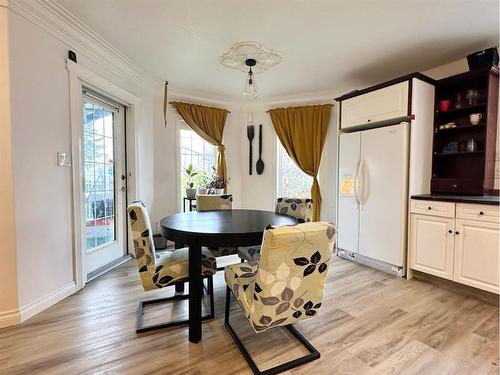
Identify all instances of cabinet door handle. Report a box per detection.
[455,231,460,235]
[448,230,453,234]
[479,211,484,215]
[427,206,432,210]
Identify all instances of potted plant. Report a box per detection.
[195,169,211,195]
[184,164,198,199]
[206,167,228,194]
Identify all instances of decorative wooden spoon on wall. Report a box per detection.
[256,124,265,175]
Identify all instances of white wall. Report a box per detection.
[0,0,20,327]
[7,7,159,314]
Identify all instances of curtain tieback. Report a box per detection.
[217,144,225,153]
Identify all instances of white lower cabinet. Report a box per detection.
[410,214,454,280]
[453,219,499,293]
[409,199,499,294]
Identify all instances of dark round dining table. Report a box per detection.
[160,209,297,343]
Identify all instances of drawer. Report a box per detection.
[431,178,483,195]
[410,199,455,218]
[456,203,499,223]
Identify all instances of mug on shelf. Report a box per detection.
[438,99,452,112]
[469,113,483,125]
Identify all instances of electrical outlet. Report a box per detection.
[57,152,71,167]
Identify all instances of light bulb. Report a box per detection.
[243,69,257,100]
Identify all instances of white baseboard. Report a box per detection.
[19,282,77,323]
[0,309,20,329]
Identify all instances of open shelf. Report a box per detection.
[435,123,484,133]
[434,151,484,157]
[436,103,486,116]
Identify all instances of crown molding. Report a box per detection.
[8,0,160,90]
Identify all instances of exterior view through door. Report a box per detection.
[82,92,128,280]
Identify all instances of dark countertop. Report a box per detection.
[411,194,500,206]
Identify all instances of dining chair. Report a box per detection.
[225,222,336,375]
[127,201,217,333]
[238,197,313,262]
[196,194,233,211]
[196,194,239,259]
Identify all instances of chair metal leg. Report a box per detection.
[208,276,215,319]
[136,278,215,334]
[175,282,185,293]
[224,286,320,375]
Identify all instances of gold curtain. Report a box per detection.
[171,101,229,190]
[269,104,332,221]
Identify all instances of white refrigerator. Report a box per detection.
[337,122,409,276]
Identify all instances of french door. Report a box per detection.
[82,92,127,278]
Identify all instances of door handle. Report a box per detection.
[357,160,366,207]
[353,160,361,206]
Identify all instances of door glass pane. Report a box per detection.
[83,98,116,251]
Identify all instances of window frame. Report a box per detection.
[176,118,217,210]
[276,140,313,199]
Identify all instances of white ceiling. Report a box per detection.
[58,0,499,101]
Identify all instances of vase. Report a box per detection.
[197,188,208,195]
[185,188,196,199]
[215,188,224,195]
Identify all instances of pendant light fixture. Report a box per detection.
[243,58,257,100]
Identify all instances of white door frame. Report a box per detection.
[67,59,141,291]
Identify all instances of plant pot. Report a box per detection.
[197,188,208,195]
[153,234,167,250]
[185,188,196,199]
[215,188,224,195]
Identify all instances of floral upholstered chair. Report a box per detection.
[225,222,336,375]
[196,194,233,211]
[275,197,313,223]
[237,197,314,262]
[128,201,217,333]
[196,194,239,259]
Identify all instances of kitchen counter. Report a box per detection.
[411,194,500,206]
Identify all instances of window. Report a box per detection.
[83,99,117,250]
[179,121,217,196]
[277,141,313,198]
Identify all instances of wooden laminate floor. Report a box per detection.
[0,257,498,375]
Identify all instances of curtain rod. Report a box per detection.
[265,103,334,113]
[169,101,231,113]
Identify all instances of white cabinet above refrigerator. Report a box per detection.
[340,81,409,130]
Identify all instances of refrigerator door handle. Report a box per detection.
[353,159,361,206]
[357,160,365,207]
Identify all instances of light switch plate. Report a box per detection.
[57,152,71,167]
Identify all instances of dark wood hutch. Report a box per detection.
[431,66,499,195]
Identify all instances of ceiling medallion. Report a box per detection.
[219,41,282,74]
[220,41,281,100]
